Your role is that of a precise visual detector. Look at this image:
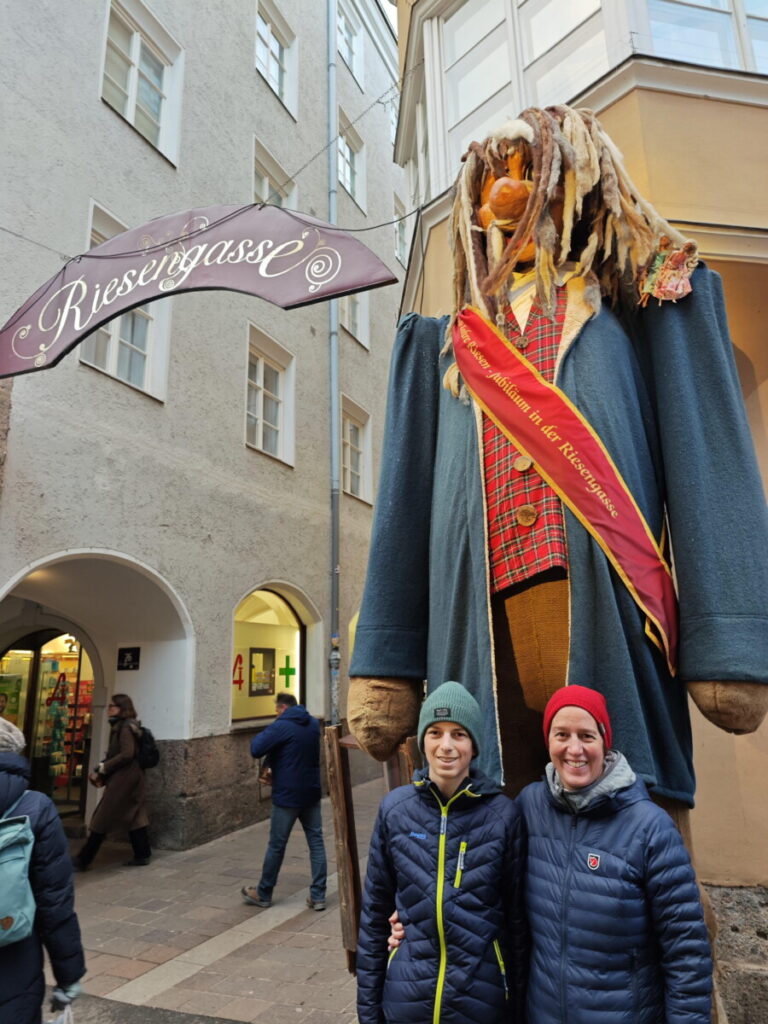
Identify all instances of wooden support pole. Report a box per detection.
[324,725,362,974]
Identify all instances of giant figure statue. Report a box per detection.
[347,106,768,826]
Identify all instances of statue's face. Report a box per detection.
[477,139,565,267]
[477,146,536,263]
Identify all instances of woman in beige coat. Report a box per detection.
[73,693,151,869]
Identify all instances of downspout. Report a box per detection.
[327,0,341,724]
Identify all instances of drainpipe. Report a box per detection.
[327,0,341,725]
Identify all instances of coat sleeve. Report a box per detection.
[349,314,443,679]
[643,815,712,1023]
[102,721,138,775]
[356,805,397,1024]
[502,803,529,1022]
[638,266,768,683]
[30,798,86,987]
[249,717,287,759]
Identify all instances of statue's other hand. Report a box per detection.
[347,676,422,761]
[687,681,768,734]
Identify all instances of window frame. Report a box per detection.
[253,138,297,208]
[394,195,408,265]
[255,0,298,116]
[338,110,367,209]
[100,0,184,164]
[246,327,295,466]
[341,395,372,503]
[79,203,171,400]
[339,290,370,348]
[338,0,365,85]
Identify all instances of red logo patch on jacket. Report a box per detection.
[587,853,600,870]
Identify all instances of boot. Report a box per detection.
[125,826,151,866]
[73,830,105,871]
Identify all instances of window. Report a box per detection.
[389,94,399,146]
[394,196,408,265]
[342,396,372,501]
[338,2,364,82]
[340,290,369,346]
[246,328,294,464]
[79,205,171,398]
[338,111,366,207]
[256,1,297,113]
[640,0,768,72]
[101,0,183,162]
[254,139,296,207]
[521,0,600,64]
[232,589,303,724]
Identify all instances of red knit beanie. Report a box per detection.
[542,685,612,749]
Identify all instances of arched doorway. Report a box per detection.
[0,630,94,817]
[231,589,305,722]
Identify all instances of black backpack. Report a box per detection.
[136,726,160,769]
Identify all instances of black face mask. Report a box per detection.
[108,715,121,725]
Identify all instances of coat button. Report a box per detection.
[516,504,538,527]
[513,455,533,472]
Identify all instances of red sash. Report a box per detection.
[453,306,678,675]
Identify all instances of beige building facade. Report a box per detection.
[0,0,407,847]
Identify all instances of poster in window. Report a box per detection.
[249,648,275,697]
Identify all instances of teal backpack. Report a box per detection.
[0,794,36,946]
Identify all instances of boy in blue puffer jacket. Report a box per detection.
[357,681,528,1024]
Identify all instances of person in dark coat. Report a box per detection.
[357,682,528,1024]
[517,685,712,1023]
[240,692,327,910]
[73,693,151,870]
[0,718,85,1024]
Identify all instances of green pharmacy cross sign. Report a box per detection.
[279,655,296,689]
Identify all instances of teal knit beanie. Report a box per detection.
[418,682,482,756]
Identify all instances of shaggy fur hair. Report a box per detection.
[447,105,696,332]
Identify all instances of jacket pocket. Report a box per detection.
[493,939,508,1001]
[453,840,468,888]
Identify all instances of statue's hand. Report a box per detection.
[347,676,422,761]
[687,681,768,734]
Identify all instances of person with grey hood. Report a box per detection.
[0,718,85,1024]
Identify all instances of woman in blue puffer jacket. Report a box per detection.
[357,682,528,1024]
[0,719,85,1024]
[517,685,712,1023]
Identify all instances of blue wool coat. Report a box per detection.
[517,776,712,1023]
[350,267,768,804]
[0,753,85,1024]
[357,769,528,1024]
[250,705,321,808]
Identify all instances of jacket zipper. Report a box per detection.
[430,785,478,1024]
[453,841,467,888]
[559,815,578,1024]
[493,939,509,1000]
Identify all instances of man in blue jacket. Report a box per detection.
[241,692,327,911]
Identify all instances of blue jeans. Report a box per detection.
[258,801,327,902]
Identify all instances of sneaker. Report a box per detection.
[306,897,326,911]
[241,886,272,908]
[122,858,150,867]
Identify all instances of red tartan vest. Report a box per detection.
[483,286,569,592]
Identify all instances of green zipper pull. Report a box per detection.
[453,841,467,888]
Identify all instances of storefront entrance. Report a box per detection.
[0,630,94,818]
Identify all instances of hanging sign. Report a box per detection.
[0,204,398,378]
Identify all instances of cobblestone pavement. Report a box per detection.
[48,776,385,1024]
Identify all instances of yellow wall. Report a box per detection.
[598,90,768,229]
